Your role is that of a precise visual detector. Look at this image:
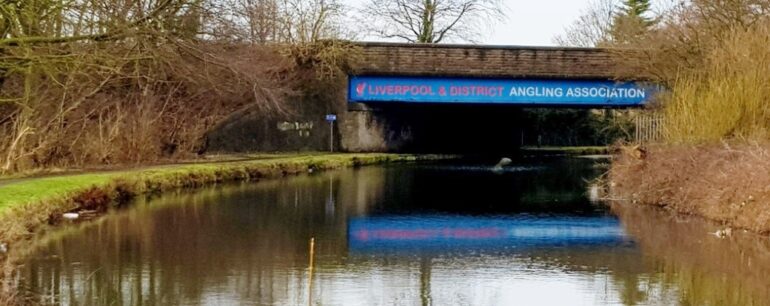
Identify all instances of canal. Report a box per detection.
[14,157,770,305]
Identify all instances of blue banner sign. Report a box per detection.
[348,76,655,106]
[348,215,629,254]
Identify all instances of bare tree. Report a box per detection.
[361,0,505,43]
[212,0,348,44]
[0,0,361,174]
[616,0,770,82]
[238,0,281,43]
[0,0,296,173]
[279,0,346,43]
[553,0,618,47]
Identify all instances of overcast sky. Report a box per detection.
[344,0,670,46]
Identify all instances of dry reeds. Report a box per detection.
[662,23,770,143]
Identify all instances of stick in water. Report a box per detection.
[308,237,315,306]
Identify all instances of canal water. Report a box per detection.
[14,158,770,305]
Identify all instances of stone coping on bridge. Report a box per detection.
[355,41,613,52]
[351,41,640,80]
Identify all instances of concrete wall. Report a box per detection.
[338,111,393,152]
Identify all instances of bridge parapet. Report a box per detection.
[352,42,629,80]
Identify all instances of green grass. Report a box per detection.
[0,173,117,212]
[0,153,391,211]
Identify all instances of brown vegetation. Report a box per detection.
[610,143,770,233]
[602,1,770,231]
[617,0,770,84]
[658,22,770,143]
[0,0,355,175]
[1,42,295,172]
[610,0,770,142]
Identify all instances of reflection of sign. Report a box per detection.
[348,76,656,106]
[348,216,628,254]
[325,114,337,122]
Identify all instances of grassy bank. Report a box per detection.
[610,144,770,233]
[0,153,444,246]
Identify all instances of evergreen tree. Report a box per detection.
[611,0,654,44]
[619,0,654,26]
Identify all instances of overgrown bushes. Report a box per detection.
[0,0,297,174]
[616,0,770,143]
[0,0,356,175]
[605,1,770,232]
[0,42,294,173]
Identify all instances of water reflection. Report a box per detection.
[15,158,770,305]
[611,203,770,306]
[348,216,628,254]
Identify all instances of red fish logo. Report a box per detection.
[356,82,366,96]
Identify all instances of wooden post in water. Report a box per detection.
[308,237,315,306]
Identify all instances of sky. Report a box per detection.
[343,0,669,46]
[480,0,597,46]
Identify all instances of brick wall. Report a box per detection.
[352,42,626,80]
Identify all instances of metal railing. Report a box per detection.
[634,114,664,143]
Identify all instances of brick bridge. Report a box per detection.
[208,42,646,154]
[350,42,621,79]
[337,42,642,153]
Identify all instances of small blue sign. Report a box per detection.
[348,75,656,107]
[325,114,337,122]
